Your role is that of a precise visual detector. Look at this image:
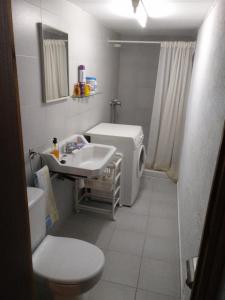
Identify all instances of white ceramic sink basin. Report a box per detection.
[41,143,117,178]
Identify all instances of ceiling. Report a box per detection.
[68,0,215,37]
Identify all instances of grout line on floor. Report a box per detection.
[101,279,137,290]
[104,248,143,259]
[135,189,153,300]
[136,177,181,300]
[137,288,180,299]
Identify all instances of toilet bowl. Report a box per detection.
[27,187,104,300]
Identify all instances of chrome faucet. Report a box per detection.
[110,98,121,106]
[110,98,121,123]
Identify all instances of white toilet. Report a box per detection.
[27,187,105,300]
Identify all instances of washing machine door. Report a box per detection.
[137,144,146,178]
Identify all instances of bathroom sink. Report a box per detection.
[41,142,117,178]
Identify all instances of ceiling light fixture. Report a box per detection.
[143,1,175,18]
[132,0,148,28]
[110,0,134,18]
[132,0,140,13]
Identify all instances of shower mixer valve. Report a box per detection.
[110,98,121,106]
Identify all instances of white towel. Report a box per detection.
[35,166,59,227]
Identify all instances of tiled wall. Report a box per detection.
[177,0,225,298]
[117,43,160,148]
[12,0,119,225]
[12,0,119,181]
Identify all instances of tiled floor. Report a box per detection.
[55,175,180,300]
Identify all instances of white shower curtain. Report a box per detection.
[146,41,195,181]
[43,39,68,100]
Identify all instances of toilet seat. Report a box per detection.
[32,235,105,285]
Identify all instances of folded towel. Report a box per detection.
[35,166,59,228]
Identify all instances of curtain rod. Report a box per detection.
[108,40,195,45]
[108,40,161,45]
[44,39,68,42]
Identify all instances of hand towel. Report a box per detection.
[35,166,59,227]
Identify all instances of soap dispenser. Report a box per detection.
[51,137,59,159]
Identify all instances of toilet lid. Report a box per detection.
[32,235,105,284]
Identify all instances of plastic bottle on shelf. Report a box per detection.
[79,83,85,96]
[73,83,81,97]
[51,137,59,159]
[84,84,90,96]
[78,65,86,97]
[78,65,86,83]
[86,77,97,95]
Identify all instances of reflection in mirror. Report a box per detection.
[38,23,69,103]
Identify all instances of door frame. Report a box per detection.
[0,1,34,299]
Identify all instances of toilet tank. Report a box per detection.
[27,187,46,251]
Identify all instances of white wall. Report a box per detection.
[177,0,225,298]
[117,43,160,148]
[12,0,119,225]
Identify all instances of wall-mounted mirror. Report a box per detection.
[38,23,69,103]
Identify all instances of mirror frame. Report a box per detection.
[37,23,70,103]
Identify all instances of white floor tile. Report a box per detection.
[95,225,116,249]
[120,193,150,216]
[109,229,145,256]
[149,200,177,219]
[143,236,179,263]
[116,211,148,233]
[138,258,180,297]
[147,217,178,240]
[136,289,178,300]
[102,251,141,287]
[140,177,154,191]
[151,181,177,204]
[57,213,116,245]
[87,280,136,300]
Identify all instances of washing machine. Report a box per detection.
[85,123,146,206]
